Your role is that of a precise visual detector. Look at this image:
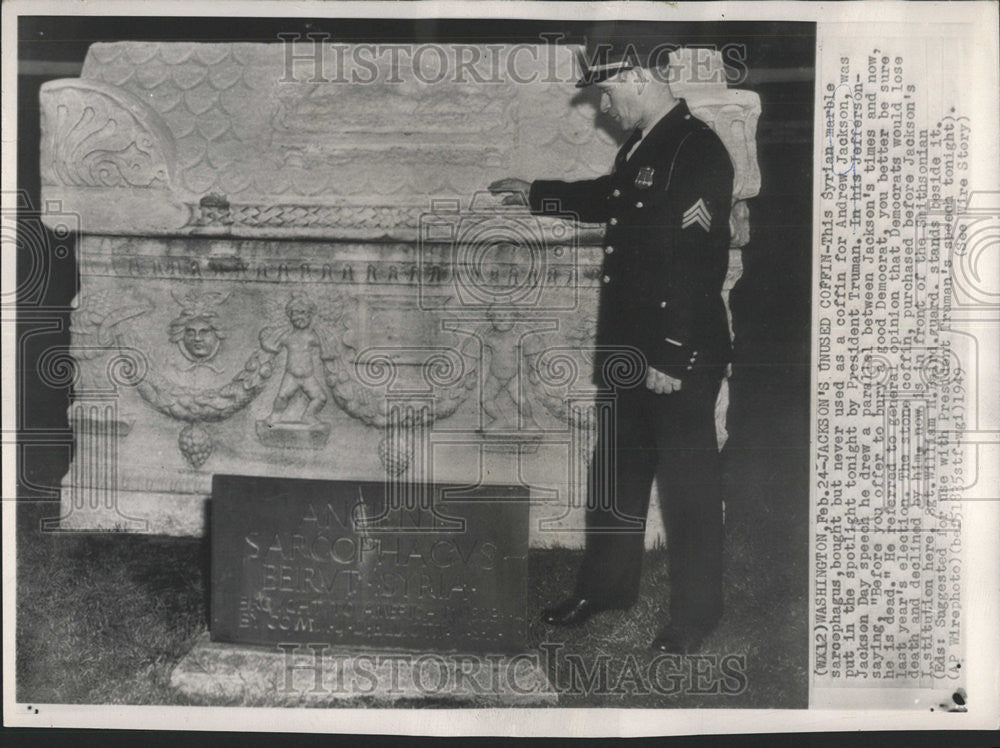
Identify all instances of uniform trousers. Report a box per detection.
[574,368,725,631]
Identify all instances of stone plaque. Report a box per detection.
[211,475,529,652]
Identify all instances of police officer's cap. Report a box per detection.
[576,23,666,87]
[575,22,713,88]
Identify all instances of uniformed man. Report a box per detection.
[489,37,735,654]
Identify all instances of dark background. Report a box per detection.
[16,16,814,504]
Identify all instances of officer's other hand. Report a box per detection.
[645,367,682,394]
[488,177,530,206]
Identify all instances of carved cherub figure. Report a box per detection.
[259,293,335,424]
[474,305,538,431]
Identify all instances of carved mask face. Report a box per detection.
[181,318,220,360]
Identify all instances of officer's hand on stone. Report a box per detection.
[488,177,530,206]
[646,367,682,394]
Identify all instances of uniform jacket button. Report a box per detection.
[635,201,643,209]
[604,245,614,254]
[612,188,621,197]
[602,275,611,284]
[659,301,666,308]
[608,217,618,226]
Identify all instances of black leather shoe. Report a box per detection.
[651,626,710,654]
[540,597,622,627]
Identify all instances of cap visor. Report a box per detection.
[575,62,633,87]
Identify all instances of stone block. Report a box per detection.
[41,42,760,545]
[171,633,558,706]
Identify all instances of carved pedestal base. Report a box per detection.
[255,420,331,449]
[476,430,543,454]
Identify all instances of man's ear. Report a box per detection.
[630,66,651,94]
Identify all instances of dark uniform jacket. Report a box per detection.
[529,99,735,384]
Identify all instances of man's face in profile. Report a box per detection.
[596,70,643,131]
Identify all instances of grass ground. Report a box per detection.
[15,505,206,705]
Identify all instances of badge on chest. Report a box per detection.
[634,166,655,190]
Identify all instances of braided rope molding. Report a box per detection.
[189,202,425,230]
[185,199,604,237]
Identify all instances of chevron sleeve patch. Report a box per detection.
[681,198,712,232]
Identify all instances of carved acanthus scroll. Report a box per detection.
[40,80,176,190]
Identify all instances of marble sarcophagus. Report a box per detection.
[41,42,759,544]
